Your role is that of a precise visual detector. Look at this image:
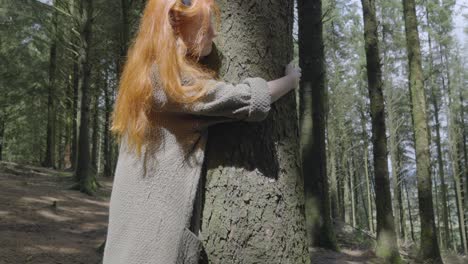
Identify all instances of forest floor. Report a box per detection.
[0,161,111,264]
[0,160,467,264]
[309,219,468,264]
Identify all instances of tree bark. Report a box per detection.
[74,0,97,195]
[361,0,401,262]
[298,0,337,250]
[103,68,113,178]
[91,87,100,175]
[0,117,4,161]
[199,1,310,263]
[402,0,443,261]
[404,179,415,242]
[43,0,58,169]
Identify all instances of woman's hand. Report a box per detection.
[285,61,302,88]
[267,60,302,103]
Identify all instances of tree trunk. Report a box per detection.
[103,68,112,178]
[425,5,450,248]
[348,156,357,228]
[0,117,4,161]
[91,87,100,175]
[361,0,401,262]
[43,0,58,169]
[446,63,467,254]
[360,108,374,233]
[402,0,443,261]
[404,179,415,242]
[396,146,406,241]
[74,0,97,195]
[199,1,310,263]
[329,134,340,220]
[298,0,337,250]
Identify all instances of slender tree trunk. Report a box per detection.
[404,179,415,242]
[446,71,467,254]
[361,0,401,262]
[43,0,58,169]
[459,87,468,219]
[360,109,374,233]
[338,143,346,222]
[402,0,443,261]
[329,134,340,220]
[396,146,406,241]
[199,1,310,263]
[344,150,351,225]
[433,171,442,246]
[0,117,4,161]
[103,69,112,178]
[70,0,81,173]
[119,0,131,75]
[348,156,357,228]
[389,123,403,240]
[91,88,100,175]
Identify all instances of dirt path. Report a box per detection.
[0,161,111,264]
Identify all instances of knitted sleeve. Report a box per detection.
[153,77,272,123]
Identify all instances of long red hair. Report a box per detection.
[110,0,221,157]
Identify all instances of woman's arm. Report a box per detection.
[268,61,302,103]
[151,61,301,123]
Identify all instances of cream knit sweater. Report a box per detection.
[102,63,271,264]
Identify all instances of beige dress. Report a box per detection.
[102,63,271,264]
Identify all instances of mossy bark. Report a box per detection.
[361,0,401,262]
[402,0,443,262]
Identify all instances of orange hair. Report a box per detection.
[110,0,221,157]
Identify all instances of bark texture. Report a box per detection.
[199,1,310,263]
[298,0,337,250]
[361,1,401,262]
[402,0,443,261]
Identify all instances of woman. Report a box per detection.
[103,0,301,263]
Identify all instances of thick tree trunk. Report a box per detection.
[402,0,443,261]
[198,1,310,263]
[74,0,97,195]
[298,0,337,250]
[361,0,401,262]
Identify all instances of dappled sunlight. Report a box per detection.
[0,210,11,217]
[19,196,61,205]
[23,244,82,254]
[36,209,73,222]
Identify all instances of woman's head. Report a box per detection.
[110,0,221,156]
[172,0,218,57]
